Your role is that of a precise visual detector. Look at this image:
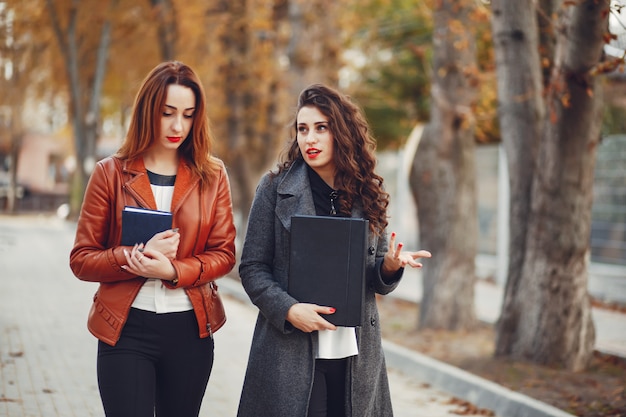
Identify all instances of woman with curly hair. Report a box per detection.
[237,83,431,417]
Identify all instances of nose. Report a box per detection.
[305,132,317,145]
[172,116,183,133]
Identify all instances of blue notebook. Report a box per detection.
[121,206,172,246]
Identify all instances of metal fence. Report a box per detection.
[475,139,626,267]
[591,134,626,265]
[380,135,626,271]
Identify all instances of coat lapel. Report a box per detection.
[275,160,366,228]
[276,161,315,231]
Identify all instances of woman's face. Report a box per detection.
[297,105,336,183]
[156,84,195,152]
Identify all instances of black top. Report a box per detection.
[306,165,343,217]
[147,170,176,186]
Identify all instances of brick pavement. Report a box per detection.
[0,214,492,417]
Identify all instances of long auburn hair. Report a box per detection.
[276,83,390,235]
[116,61,220,184]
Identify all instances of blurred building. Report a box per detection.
[0,133,71,212]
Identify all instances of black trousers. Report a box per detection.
[308,358,348,417]
[97,308,214,417]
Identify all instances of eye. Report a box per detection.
[297,126,308,133]
[163,112,173,117]
[184,113,194,119]
[317,124,328,132]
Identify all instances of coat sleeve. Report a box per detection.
[369,227,404,295]
[169,164,237,288]
[238,174,299,333]
[69,160,133,282]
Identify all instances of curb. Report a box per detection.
[218,277,575,417]
[382,340,576,417]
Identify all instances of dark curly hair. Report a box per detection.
[275,83,389,235]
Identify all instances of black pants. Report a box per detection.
[308,358,348,417]
[97,308,214,417]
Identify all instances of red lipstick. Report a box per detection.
[306,148,321,158]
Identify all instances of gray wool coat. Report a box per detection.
[236,159,403,417]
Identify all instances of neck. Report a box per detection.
[312,167,336,189]
[143,148,179,176]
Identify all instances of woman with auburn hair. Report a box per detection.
[237,83,431,417]
[70,61,236,417]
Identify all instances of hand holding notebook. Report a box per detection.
[120,206,173,246]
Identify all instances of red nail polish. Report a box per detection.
[329,308,336,313]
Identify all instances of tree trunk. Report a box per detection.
[217,0,251,222]
[285,0,341,98]
[537,0,558,87]
[492,0,605,371]
[151,0,177,60]
[409,0,478,330]
[2,40,26,214]
[6,130,22,213]
[215,0,342,231]
[47,0,113,219]
[489,0,543,350]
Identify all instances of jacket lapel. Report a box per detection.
[170,161,197,214]
[123,158,157,209]
[122,157,198,213]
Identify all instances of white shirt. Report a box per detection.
[317,327,359,359]
[131,178,192,313]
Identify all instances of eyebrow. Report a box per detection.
[298,120,328,125]
[165,104,195,111]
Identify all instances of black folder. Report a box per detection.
[288,215,368,327]
[121,206,173,246]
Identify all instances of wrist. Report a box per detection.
[381,260,400,282]
[381,259,396,276]
[168,263,178,286]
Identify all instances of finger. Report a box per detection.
[158,228,179,239]
[315,316,337,331]
[130,244,141,258]
[126,247,147,266]
[389,232,396,250]
[324,306,337,315]
[415,250,432,258]
[394,242,403,258]
[406,259,423,268]
[314,305,336,315]
[123,249,140,270]
[321,320,337,331]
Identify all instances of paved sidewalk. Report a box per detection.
[0,214,493,417]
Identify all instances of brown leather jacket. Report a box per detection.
[70,156,236,346]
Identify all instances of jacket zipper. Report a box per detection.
[200,288,213,339]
